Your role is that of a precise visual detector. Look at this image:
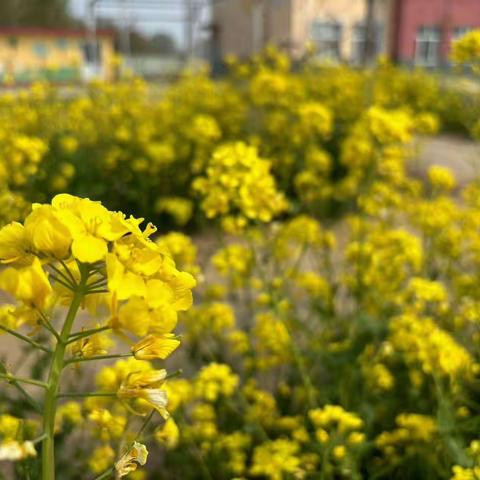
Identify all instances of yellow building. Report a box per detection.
[213,0,394,63]
[0,27,115,84]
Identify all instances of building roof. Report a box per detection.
[0,26,114,38]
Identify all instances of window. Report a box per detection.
[33,42,48,58]
[415,26,441,67]
[453,26,472,41]
[310,21,343,60]
[56,38,68,50]
[351,22,384,64]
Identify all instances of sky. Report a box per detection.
[69,0,209,47]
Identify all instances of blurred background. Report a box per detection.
[0,0,478,84]
[2,4,480,479]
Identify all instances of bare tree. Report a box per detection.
[0,0,76,27]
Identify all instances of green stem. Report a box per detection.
[50,274,75,291]
[67,325,111,343]
[57,391,117,398]
[9,380,43,413]
[85,289,109,295]
[59,259,77,285]
[65,353,132,365]
[93,467,114,480]
[38,316,61,342]
[33,433,48,445]
[285,323,317,408]
[0,373,48,389]
[86,277,107,289]
[248,238,317,407]
[42,263,88,480]
[177,414,214,480]
[135,409,155,439]
[49,264,76,290]
[0,324,51,353]
[94,410,155,480]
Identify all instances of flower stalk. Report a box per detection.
[64,353,132,365]
[41,263,88,480]
[0,325,52,353]
[0,373,48,389]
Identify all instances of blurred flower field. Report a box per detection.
[1,35,480,479]
[1,45,479,229]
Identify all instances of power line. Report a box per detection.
[96,4,186,10]
[79,0,226,58]
[96,0,206,6]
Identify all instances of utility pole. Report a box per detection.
[86,0,99,74]
[252,0,265,53]
[185,0,194,64]
[363,0,376,66]
[121,0,131,60]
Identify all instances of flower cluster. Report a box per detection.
[0,194,195,478]
[193,142,288,232]
[156,150,480,478]
[0,49,476,232]
[2,41,480,479]
[452,29,480,70]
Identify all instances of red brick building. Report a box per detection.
[391,0,480,67]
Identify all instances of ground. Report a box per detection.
[414,134,480,185]
[0,133,477,392]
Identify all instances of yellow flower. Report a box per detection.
[114,296,176,338]
[155,418,180,449]
[297,102,332,138]
[315,428,329,443]
[348,432,366,445]
[451,465,480,480]
[0,305,20,332]
[451,29,480,65]
[333,445,346,460]
[212,244,253,287]
[0,440,36,461]
[375,413,437,458]
[366,106,412,145]
[0,415,21,439]
[24,204,72,259]
[115,442,148,477]
[88,409,126,441]
[253,312,291,369]
[163,379,192,413]
[88,445,115,474]
[155,231,199,275]
[389,313,474,381]
[128,471,147,480]
[193,142,288,230]
[184,302,235,340]
[194,363,239,402]
[0,257,52,309]
[96,358,152,392]
[52,194,130,263]
[250,439,301,480]
[117,369,169,417]
[309,405,364,433]
[428,165,456,192]
[106,241,196,304]
[132,334,180,360]
[69,331,113,359]
[56,402,83,432]
[0,222,32,265]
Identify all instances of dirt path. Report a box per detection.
[0,134,478,367]
[413,134,480,185]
